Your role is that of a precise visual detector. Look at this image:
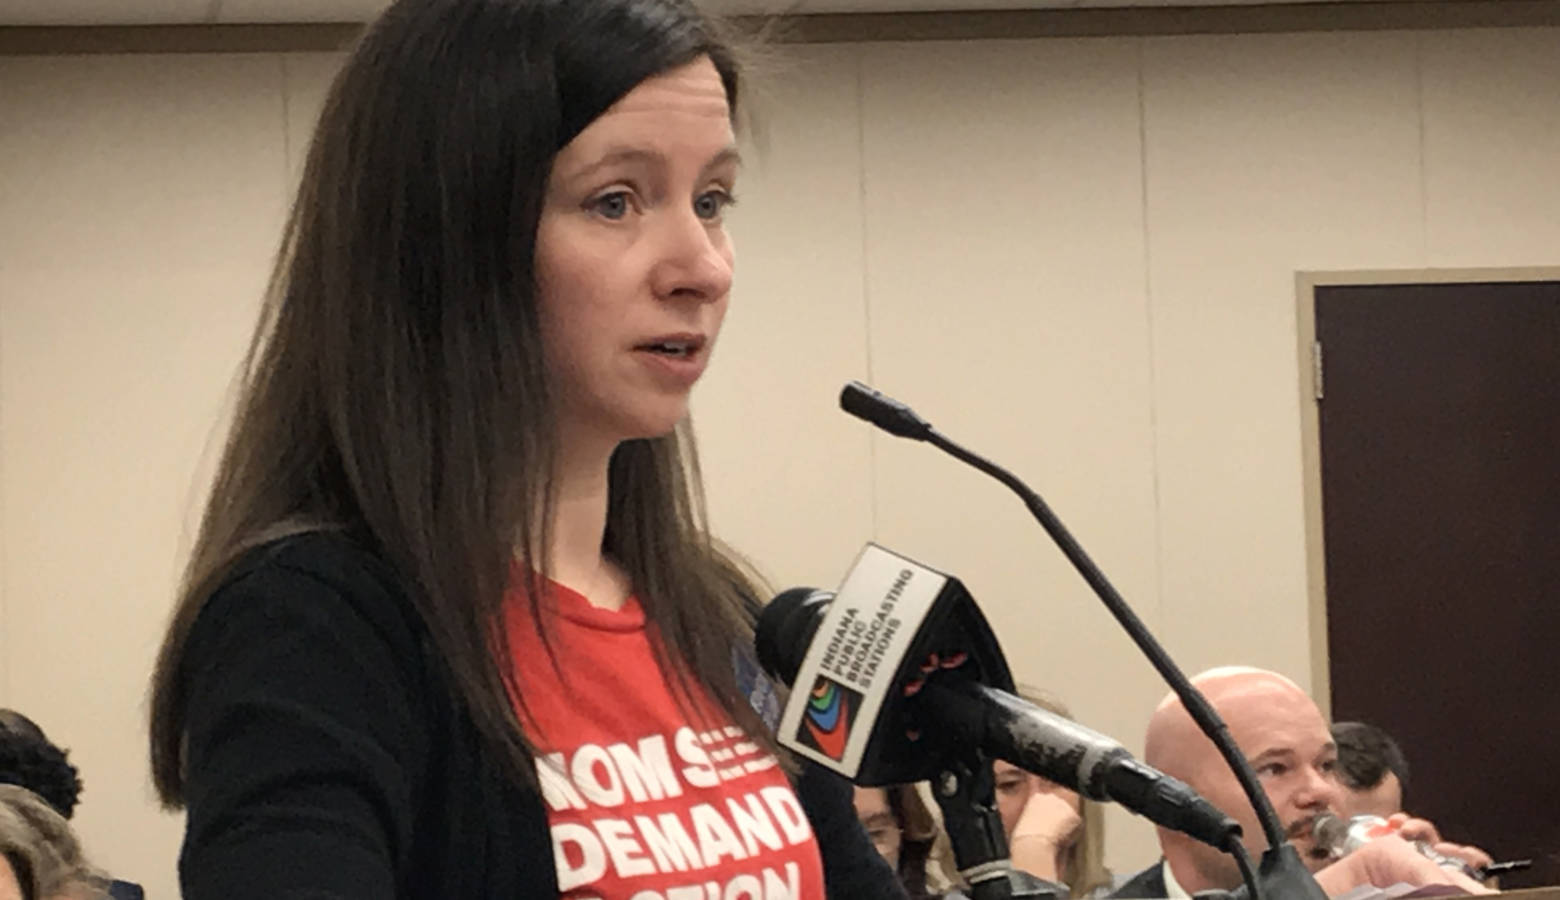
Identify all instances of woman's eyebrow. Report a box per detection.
[704,145,742,173]
[564,147,660,185]
[565,144,742,186]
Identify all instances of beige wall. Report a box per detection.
[1,26,1556,897]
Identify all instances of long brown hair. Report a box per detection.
[149,0,770,806]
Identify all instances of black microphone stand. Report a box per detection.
[840,381,1327,900]
[929,752,1067,900]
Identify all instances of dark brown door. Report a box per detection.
[1318,280,1560,888]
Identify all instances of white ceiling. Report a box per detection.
[0,0,1433,27]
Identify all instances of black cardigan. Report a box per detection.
[175,532,906,899]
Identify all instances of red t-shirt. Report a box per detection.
[505,579,826,900]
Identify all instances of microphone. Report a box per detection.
[935,680,1240,852]
[755,546,1241,851]
[838,381,932,440]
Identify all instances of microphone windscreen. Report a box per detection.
[754,588,831,685]
[838,381,881,424]
[838,381,931,439]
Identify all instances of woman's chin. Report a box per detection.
[612,408,687,444]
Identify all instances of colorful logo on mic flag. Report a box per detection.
[796,675,861,762]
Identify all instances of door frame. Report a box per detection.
[1293,265,1560,718]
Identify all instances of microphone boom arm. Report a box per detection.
[920,427,1286,855]
[839,381,1329,900]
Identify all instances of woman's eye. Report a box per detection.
[590,191,633,220]
[694,189,735,221]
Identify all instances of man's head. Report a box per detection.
[1331,722,1409,819]
[1145,667,1343,894]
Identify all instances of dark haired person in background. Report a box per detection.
[1331,722,1410,819]
[1330,721,1493,878]
[144,1,902,898]
[0,711,82,821]
[0,713,141,900]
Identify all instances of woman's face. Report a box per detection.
[853,786,902,869]
[993,759,1081,838]
[993,759,1036,836]
[535,55,738,454]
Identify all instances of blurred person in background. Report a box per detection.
[1331,721,1410,819]
[994,690,1113,897]
[0,713,141,900]
[856,784,960,899]
[919,688,1113,898]
[0,784,109,900]
[0,712,82,822]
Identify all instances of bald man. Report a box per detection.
[1110,667,1488,899]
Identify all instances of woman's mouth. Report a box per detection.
[640,340,697,358]
[635,334,706,359]
[632,334,710,386]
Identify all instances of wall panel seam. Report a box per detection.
[854,47,881,542]
[1135,37,1167,634]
